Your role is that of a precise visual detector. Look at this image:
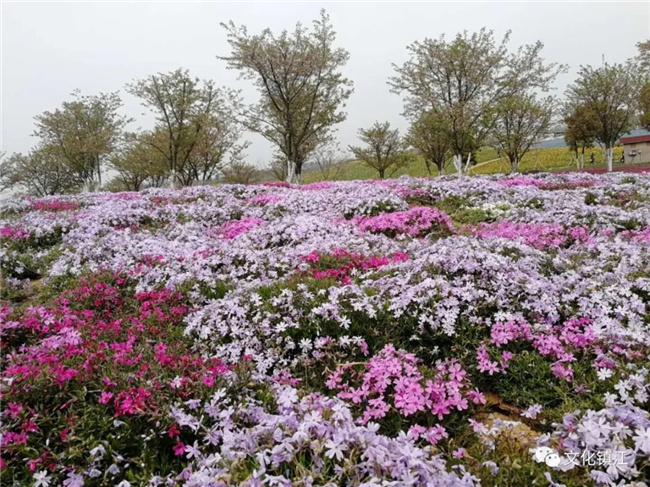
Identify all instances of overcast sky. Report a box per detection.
[2,1,649,167]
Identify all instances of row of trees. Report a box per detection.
[3,11,650,195]
[1,71,254,195]
[351,33,649,179]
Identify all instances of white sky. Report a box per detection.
[2,1,649,167]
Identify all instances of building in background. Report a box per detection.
[620,134,650,164]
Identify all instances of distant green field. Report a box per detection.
[302,147,500,183]
[301,146,624,182]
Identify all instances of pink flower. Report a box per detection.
[452,448,466,459]
[6,402,23,419]
[99,392,113,404]
[173,442,185,456]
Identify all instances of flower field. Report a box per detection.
[2,173,650,486]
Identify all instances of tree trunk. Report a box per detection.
[580,147,585,170]
[169,169,178,189]
[605,146,613,172]
[378,168,385,179]
[453,154,463,178]
[510,157,519,174]
[295,164,302,185]
[286,160,295,184]
[464,152,472,174]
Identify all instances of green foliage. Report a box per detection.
[0,148,80,196]
[33,90,130,190]
[219,9,353,183]
[349,121,412,179]
[127,69,244,188]
[566,61,642,170]
[390,27,564,176]
[407,111,451,175]
[451,208,493,225]
[491,93,556,173]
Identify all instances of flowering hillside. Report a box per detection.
[2,173,650,486]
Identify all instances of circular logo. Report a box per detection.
[533,447,561,467]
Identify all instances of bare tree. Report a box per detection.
[349,122,411,179]
[311,143,347,181]
[221,161,260,184]
[268,154,289,182]
[219,9,353,184]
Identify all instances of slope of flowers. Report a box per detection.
[2,172,650,486]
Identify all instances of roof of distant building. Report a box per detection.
[620,134,650,145]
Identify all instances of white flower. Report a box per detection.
[325,439,348,461]
[89,445,106,457]
[185,440,201,459]
[521,404,543,419]
[597,368,613,381]
[33,471,51,487]
[633,427,650,454]
[63,473,84,487]
[276,387,298,408]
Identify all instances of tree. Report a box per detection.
[268,154,289,182]
[127,69,240,188]
[640,83,650,131]
[349,122,411,179]
[310,143,347,181]
[566,62,641,171]
[0,148,79,196]
[637,40,650,131]
[182,116,249,186]
[636,39,650,73]
[33,90,129,191]
[219,9,353,184]
[110,134,169,191]
[389,28,565,177]
[564,103,600,168]
[490,93,555,173]
[221,161,259,184]
[406,111,451,176]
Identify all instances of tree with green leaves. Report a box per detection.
[182,116,249,186]
[490,93,555,173]
[639,84,650,131]
[406,111,451,176]
[127,69,241,189]
[566,62,641,172]
[0,148,79,196]
[219,9,353,184]
[636,40,650,131]
[389,28,565,177]
[349,122,411,179]
[564,103,600,169]
[33,90,130,191]
[110,134,169,191]
[636,39,650,73]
